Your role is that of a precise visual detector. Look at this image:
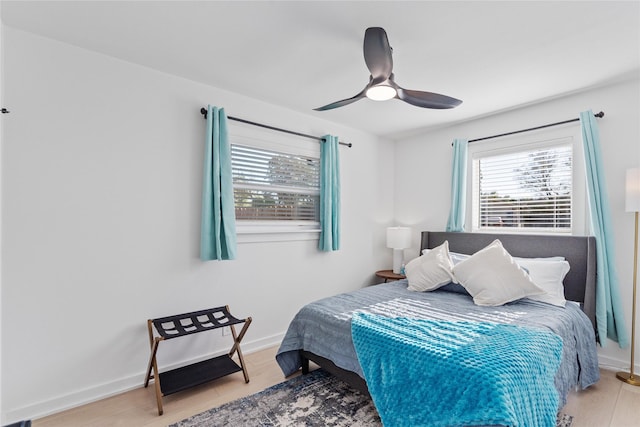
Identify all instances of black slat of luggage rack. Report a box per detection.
[151,306,245,340]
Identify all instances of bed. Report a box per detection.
[276,231,600,425]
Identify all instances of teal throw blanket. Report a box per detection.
[351,313,563,427]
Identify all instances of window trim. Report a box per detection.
[467,125,587,236]
[229,123,322,243]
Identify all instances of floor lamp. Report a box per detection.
[617,168,640,386]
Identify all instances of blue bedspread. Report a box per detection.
[276,281,600,409]
[352,313,563,427]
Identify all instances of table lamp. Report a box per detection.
[617,168,640,386]
[387,227,411,274]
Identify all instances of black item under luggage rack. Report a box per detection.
[144,305,252,415]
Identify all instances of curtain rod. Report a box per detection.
[465,111,604,144]
[200,108,352,148]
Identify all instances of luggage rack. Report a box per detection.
[144,305,252,415]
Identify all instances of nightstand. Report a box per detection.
[375,269,406,283]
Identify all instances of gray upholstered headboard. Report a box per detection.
[421,231,596,329]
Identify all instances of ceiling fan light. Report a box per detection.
[366,85,397,101]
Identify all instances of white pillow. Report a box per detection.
[422,248,470,269]
[405,241,456,292]
[452,240,545,306]
[514,258,570,307]
[513,256,565,262]
[424,249,565,265]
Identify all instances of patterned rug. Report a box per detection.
[170,369,573,427]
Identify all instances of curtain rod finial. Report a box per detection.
[200,107,208,118]
[595,111,605,118]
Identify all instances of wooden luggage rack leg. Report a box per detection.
[144,320,165,415]
[143,306,252,416]
[228,305,252,383]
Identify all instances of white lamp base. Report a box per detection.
[392,249,404,274]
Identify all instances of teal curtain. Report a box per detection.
[200,105,237,261]
[446,138,469,232]
[319,135,340,251]
[580,110,627,347]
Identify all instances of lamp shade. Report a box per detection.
[386,227,411,249]
[626,168,640,213]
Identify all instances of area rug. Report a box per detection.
[170,369,573,427]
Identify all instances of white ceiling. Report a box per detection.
[2,1,639,138]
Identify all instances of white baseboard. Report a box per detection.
[598,354,640,374]
[5,332,285,424]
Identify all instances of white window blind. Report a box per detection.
[231,144,320,222]
[473,143,572,233]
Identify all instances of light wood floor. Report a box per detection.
[32,346,640,427]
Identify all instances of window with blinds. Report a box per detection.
[231,144,320,222]
[472,143,572,233]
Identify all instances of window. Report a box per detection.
[229,125,321,241]
[231,144,320,222]
[471,136,578,234]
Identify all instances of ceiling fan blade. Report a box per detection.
[396,86,463,109]
[363,27,393,85]
[313,87,368,111]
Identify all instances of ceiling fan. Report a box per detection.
[313,27,462,111]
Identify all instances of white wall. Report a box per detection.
[0,27,394,423]
[0,2,5,420]
[394,77,640,372]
